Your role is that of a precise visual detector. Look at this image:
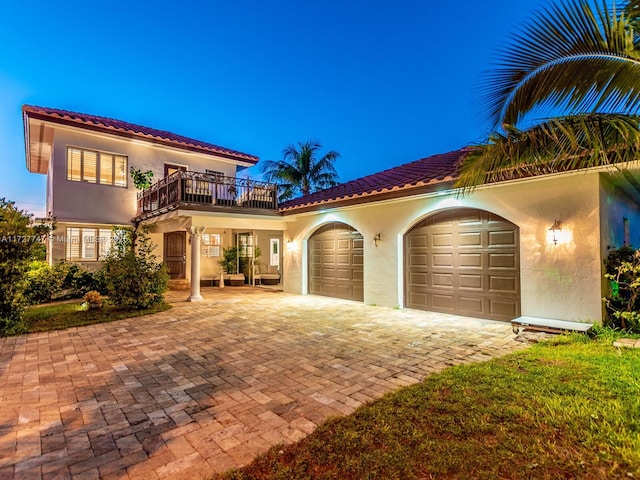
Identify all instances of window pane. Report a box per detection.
[202,233,220,257]
[67,228,81,259]
[82,229,96,259]
[83,151,97,183]
[67,148,82,181]
[98,228,112,259]
[114,156,127,186]
[100,154,113,185]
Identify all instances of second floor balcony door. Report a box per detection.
[165,163,186,177]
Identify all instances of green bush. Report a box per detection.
[603,246,640,332]
[24,261,64,304]
[62,262,105,297]
[23,261,105,305]
[101,225,168,310]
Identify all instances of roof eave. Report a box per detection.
[279,180,456,215]
[23,108,259,165]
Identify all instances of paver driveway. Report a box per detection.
[0,288,527,479]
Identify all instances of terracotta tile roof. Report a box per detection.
[279,147,471,212]
[22,105,258,163]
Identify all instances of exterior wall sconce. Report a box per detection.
[549,220,562,246]
[373,233,381,247]
[286,238,297,252]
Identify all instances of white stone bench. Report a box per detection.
[511,316,593,335]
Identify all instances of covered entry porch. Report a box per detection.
[142,210,291,300]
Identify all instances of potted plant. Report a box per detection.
[218,246,245,286]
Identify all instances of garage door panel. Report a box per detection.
[489,230,516,247]
[489,253,516,269]
[459,296,484,314]
[322,239,335,249]
[459,232,482,247]
[459,253,482,268]
[489,275,517,293]
[459,274,482,290]
[432,273,453,288]
[410,235,428,248]
[432,294,454,309]
[409,271,428,284]
[458,213,483,225]
[336,253,350,265]
[432,233,453,247]
[410,292,428,307]
[432,253,453,267]
[490,299,518,317]
[409,254,428,266]
[405,209,520,322]
[309,223,364,302]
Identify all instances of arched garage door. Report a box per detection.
[309,222,364,301]
[404,208,520,321]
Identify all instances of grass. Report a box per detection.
[216,332,640,480]
[20,300,171,334]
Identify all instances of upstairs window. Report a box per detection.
[67,147,127,187]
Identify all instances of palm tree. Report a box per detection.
[261,140,340,202]
[457,0,640,190]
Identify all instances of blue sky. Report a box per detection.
[0,0,546,217]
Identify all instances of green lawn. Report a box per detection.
[217,332,640,480]
[20,300,171,334]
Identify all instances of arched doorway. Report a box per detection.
[308,222,364,301]
[404,208,520,321]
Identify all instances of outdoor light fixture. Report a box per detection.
[549,220,562,246]
[373,232,381,247]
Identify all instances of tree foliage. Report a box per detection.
[457,0,640,190]
[261,140,339,202]
[0,198,51,334]
[603,246,640,332]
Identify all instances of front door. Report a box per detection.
[164,231,186,279]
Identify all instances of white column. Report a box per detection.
[188,226,206,302]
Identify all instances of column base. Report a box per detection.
[188,295,204,302]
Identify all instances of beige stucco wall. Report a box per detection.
[49,125,249,225]
[282,171,605,322]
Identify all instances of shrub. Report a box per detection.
[23,261,105,304]
[218,246,239,274]
[24,261,64,304]
[603,246,640,332]
[82,290,102,309]
[101,225,168,310]
[62,262,104,297]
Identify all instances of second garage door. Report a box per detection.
[405,208,520,321]
[309,222,364,301]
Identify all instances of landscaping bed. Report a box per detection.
[20,300,171,334]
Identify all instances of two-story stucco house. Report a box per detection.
[24,105,640,324]
[23,105,289,301]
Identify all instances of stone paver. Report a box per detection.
[0,288,527,479]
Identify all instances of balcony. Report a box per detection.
[136,171,279,219]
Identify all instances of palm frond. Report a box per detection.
[456,113,640,190]
[262,140,340,200]
[482,0,640,129]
